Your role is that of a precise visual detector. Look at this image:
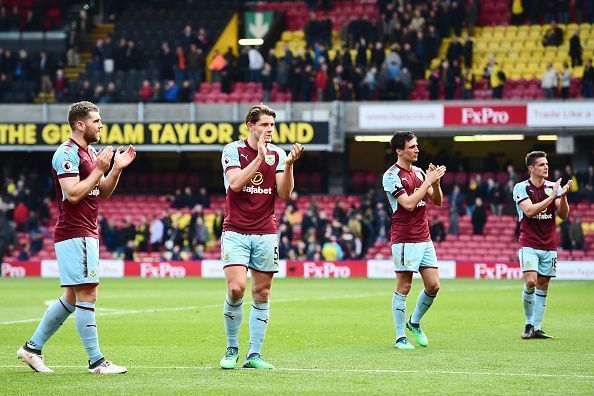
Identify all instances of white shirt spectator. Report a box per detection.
[248,47,264,71]
[541,67,558,89]
[150,218,164,245]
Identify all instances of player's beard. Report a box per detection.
[83,125,101,145]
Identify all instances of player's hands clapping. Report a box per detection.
[95,146,114,173]
[113,145,137,170]
[286,143,304,166]
[257,131,267,159]
[557,178,572,197]
[426,163,446,185]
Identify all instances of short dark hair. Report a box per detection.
[245,104,276,125]
[525,151,547,167]
[390,130,416,152]
[68,101,99,129]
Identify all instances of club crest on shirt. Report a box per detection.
[544,187,553,196]
[265,154,275,166]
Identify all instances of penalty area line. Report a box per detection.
[1,365,593,379]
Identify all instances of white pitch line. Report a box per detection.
[0,292,387,325]
[1,364,592,379]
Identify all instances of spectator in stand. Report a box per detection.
[560,218,572,250]
[208,50,226,83]
[151,80,163,102]
[163,80,179,102]
[180,24,193,50]
[186,44,205,85]
[0,211,15,263]
[248,46,264,83]
[159,42,175,81]
[471,197,487,235]
[12,200,28,231]
[99,216,118,252]
[558,62,571,99]
[510,0,526,25]
[138,80,153,102]
[428,67,441,100]
[446,36,463,65]
[193,217,210,248]
[134,216,150,252]
[462,70,475,99]
[541,63,558,99]
[563,164,580,203]
[579,165,594,203]
[582,59,594,98]
[321,235,344,260]
[174,46,186,84]
[53,69,69,102]
[569,31,583,67]
[569,216,585,250]
[461,34,474,69]
[542,21,564,47]
[487,178,504,216]
[18,243,29,261]
[195,27,209,52]
[429,216,446,242]
[150,214,164,251]
[178,80,193,102]
[92,39,105,72]
[449,205,459,235]
[489,59,505,99]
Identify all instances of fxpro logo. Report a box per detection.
[461,108,510,124]
[303,262,351,278]
[474,263,522,279]
[140,263,186,278]
[1,263,26,278]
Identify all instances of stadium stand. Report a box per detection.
[1,0,593,103]
[2,168,594,263]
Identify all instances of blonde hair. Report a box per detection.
[67,101,99,129]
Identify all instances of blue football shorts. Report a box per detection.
[519,247,557,277]
[54,237,100,286]
[392,241,438,272]
[221,231,279,273]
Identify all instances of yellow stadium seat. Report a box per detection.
[515,31,528,41]
[524,41,536,51]
[499,41,512,50]
[511,40,524,50]
[281,31,293,42]
[510,72,522,80]
[573,66,584,78]
[507,52,520,61]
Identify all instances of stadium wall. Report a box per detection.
[3,260,594,280]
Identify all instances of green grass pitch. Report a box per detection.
[1,278,593,394]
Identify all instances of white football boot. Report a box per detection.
[88,359,127,374]
[17,346,54,373]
